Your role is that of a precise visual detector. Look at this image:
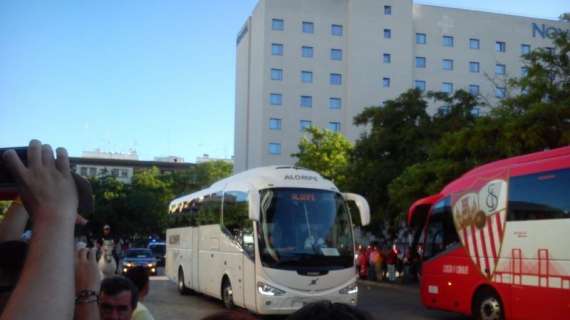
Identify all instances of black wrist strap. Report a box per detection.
[75,289,99,305]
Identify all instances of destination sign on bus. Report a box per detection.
[291,193,316,202]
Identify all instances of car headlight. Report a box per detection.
[257,281,286,296]
[339,282,358,295]
[124,262,133,267]
[147,263,156,267]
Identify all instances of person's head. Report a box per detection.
[99,276,138,320]
[124,266,150,299]
[103,224,111,236]
[287,301,372,320]
[0,241,28,314]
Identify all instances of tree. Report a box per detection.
[168,161,232,197]
[387,16,570,219]
[292,126,353,189]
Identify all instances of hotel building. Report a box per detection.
[234,0,569,173]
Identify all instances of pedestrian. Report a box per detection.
[357,246,368,279]
[386,243,397,282]
[368,244,380,281]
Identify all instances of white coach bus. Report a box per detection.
[165,166,370,315]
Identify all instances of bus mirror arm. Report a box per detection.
[248,191,260,221]
[343,193,371,226]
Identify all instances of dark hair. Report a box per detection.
[201,310,257,320]
[0,241,28,282]
[100,276,138,309]
[287,301,372,320]
[124,266,149,293]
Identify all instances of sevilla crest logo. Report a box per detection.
[452,179,508,279]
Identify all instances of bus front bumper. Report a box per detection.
[255,287,358,315]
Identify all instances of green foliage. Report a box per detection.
[292,126,353,189]
[87,161,232,238]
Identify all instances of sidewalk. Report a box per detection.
[358,279,419,295]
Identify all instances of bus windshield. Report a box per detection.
[258,188,354,270]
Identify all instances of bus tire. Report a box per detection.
[222,278,234,309]
[178,268,190,295]
[473,287,504,320]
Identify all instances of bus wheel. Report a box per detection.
[222,278,234,309]
[473,288,504,320]
[178,268,190,295]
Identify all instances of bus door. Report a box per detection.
[222,190,256,309]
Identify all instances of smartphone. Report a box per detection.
[0,146,94,216]
[0,147,28,198]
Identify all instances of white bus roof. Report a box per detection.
[169,166,338,213]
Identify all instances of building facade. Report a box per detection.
[234,0,569,173]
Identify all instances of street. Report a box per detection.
[144,271,468,320]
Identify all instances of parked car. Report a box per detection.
[148,241,166,266]
[122,248,158,275]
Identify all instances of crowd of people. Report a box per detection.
[0,140,373,320]
[355,224,420,283]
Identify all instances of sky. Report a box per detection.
[0,0,567,162]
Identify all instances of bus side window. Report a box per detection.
[196,192,222,225]
[223,191,254,258]
[508,168,570,221]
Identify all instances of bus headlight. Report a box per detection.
[257,281,286,296]
[339,282,358,295]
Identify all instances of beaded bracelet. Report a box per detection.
[75,289,99,305]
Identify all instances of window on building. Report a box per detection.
[330,73,342,85]
[268,143,281,155]
[301,46,314,58]
[496,87,506,98]
[416,57,426,68]
[300,120,312,131]
[269,118,282,130]
[495,64,506,75]
[301,71,313,83]
[383,28,391,39]
[521,44,531,55]
[469,61,480,73]
[331,48,343,61]
[271,68,283,80]
[442,82,453,94]
[80,167,88,176]
[300,95,313,107]
[442,35,454,47]
[471,107,481,117]
[416,33,426,44]
[469,38,480,49]
[270,93,282,105]
[468,84,480,96]
[521,67,529,77]
[442,59,454,70]
[328,122,341,132]
[415,80,426,92]
[111,169,119,177]
[88,167,97,176]
[546,47,555,54]
[496,41,506,52]
[272,19,284,31]
[120,169,128,177]
[383,53,391,64]
[384,5,392,15]
[438,105,451,115]
[329,97,342,109]
[271,43,283,56]
[331,24,343,36]
[383,77,391,88]
[302,21,314,34]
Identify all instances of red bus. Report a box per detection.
[408,146,570,319]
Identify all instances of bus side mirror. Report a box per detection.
[343,193,370,226]
[248,191,260,221]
